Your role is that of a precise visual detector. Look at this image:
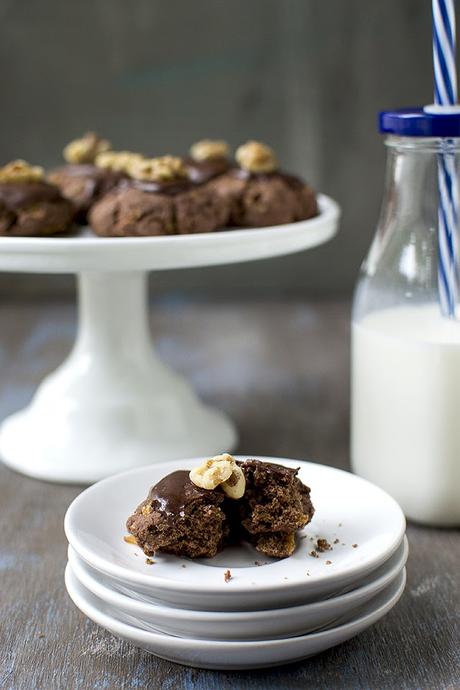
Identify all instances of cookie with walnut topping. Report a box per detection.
[126,455,314,560]
[209,140,318,228]
[48,133,136,223]
[185,139,233,185]
[89,155,229,236]
[0,160,74,236]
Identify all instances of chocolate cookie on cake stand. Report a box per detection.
[89,155,228,236]
[210,140,318,227]
[48,132,139,223]
[0,153,340,484]
[0,160,74,236]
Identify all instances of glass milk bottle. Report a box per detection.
[351,108,460,526]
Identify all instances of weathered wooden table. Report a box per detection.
[0,298,458,690]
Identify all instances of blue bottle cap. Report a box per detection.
[379,106,460,137]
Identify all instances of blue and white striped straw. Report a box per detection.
[432,0,459,318]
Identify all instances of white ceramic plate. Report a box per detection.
[67,536,408,640]
[65,457,406,611]
[65,565,406,670]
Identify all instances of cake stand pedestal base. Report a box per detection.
[0,271,237,484]
[0,195,340,483]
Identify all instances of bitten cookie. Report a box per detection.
[236,459,315,558]
[0,160,74,237]
[48,132,135,222]
[210,140,318,228]
[89,155,229,236]
[126,454,314,560]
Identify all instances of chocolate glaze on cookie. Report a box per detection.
[119,177,194,197]
[184,156,232,185]
[148,470,224,515]
[0,181,62,209]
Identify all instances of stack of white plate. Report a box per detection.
[64,457,408,670]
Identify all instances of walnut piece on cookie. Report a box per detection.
[0,160,44,184]
[128,156,187,182]
[95,151,144,173]
[190,140,230,162]
[235,141,277,174]
[189,454,246,499]
[63,132,111,165]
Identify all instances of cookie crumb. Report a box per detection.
[352,543,359,548]
[325,560,332,565]
[254,560,261,566]
[123,535,137,545]
[333,538,340,545]
[306,571,311,576]
[224,569,232,583]
[316,538,332,553]
[309,550,319,558]
[145,558,155,565]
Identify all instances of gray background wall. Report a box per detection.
[0,0,443,298]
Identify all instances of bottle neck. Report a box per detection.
[363,136,444,283]
[386,137,438,208]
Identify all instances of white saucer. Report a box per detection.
[65,457,406,610]
[68,537,408,640]
[65,565,406,670]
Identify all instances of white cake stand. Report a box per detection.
[0,195,339,483]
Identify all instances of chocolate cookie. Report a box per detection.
[237,459,314,558]
[126,470,229,559]
[48,133,132,222]
[126,455,314,560]
[210,141,318,228]
[0,160,74,237]
[89,156,229,236]
[48,164,125,222]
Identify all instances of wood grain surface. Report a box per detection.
[0,298,458,690]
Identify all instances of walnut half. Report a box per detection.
[0,159,44,184]
[95,150,144,173]
[63,132,111,165]
[190,139,229,162]
[128,156,187,182]
[235,140,277,174]
[189,453,246,499]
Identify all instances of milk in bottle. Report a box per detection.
[351,108,460,525]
